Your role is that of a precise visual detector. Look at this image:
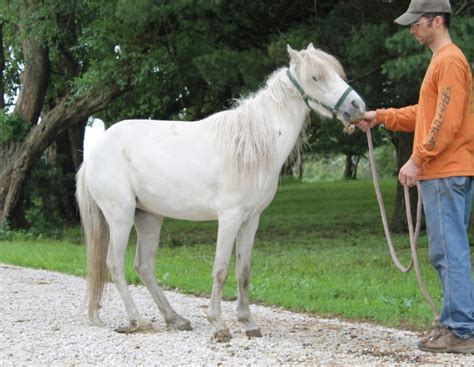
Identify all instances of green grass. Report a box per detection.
[1,178,471,331]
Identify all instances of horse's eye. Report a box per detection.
[312,76,318,82]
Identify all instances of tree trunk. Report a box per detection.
[0,88,124,226]
[0,21,5,110]
[343,154,359,180]
[0,0,51,226]
[390,132,419,232]
[45,123,86,222]
[290,148,303,180]
[14,0,50,124]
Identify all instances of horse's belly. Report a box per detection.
[132,175,277,222]
[134,185,219,221]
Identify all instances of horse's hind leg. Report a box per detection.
[236,214,262,337]
[134,210,191,331]
[104,211,152,333]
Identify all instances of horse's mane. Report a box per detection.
[212,68,289,178]
[212,48,344,179]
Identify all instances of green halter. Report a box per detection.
[286,68,354,119]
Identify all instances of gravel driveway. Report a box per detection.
[1,263,473,365]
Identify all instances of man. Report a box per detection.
[358,0,474,354]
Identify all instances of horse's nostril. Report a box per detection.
[351,100,360,109]
[343,112,351,121]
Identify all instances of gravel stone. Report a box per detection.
[1,263,474,365]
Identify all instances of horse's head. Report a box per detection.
[287,44,365,133]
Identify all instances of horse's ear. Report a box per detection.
[307,43,315,50]
[287,45,303,66]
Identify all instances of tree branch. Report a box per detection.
[454,0,472,15]
[0,82,128,225]
[348,65,383,84]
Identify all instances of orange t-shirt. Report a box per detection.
[375,43,474,180]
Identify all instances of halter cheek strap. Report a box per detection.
[286,68,354,120]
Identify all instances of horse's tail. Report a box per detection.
[75,163,109,323]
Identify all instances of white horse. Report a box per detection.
[76,43,365,342]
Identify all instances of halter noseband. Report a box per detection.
[286,68,354,122]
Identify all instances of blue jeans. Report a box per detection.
[420,176,474,339]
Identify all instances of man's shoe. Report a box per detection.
[418,329,474,354]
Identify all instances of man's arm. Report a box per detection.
[357,106,418,132]
[376,105,418,132]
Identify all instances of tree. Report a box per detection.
[0,20,5,110]
[0,0,132,227]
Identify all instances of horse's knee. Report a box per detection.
[237,262,250,276]
[213,268,228,285]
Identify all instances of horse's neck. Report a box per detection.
[263,85,309,170]
[214,70,310,184]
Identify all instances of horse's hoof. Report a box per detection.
[177,320,192,331]
[89,318,105,328]
[115,322,153,334]
[212,329,232,343]
[246,328,262,338]
[168,318,192,331]
[115,324,137,334]
[88,312,105,327]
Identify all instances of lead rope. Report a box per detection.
[365,128,441,336]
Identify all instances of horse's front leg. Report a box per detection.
[236,214,262,337]
[207,211,242,342]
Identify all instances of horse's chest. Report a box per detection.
[244,181,279,211]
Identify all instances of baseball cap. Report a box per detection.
[394,0,452,26]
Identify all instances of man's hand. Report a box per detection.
[398,159,420,187]
[357,111,378,132]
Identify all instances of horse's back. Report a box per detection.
[84,119,226,220]
[88,118,218,174]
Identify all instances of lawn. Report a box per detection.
[1,178,470,331]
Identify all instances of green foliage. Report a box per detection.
[346,23,393,108]
[0,220,15,241]
[306,117,375,157]
[115,0,157,28]
[301,144,397,182]
[383,31,430,86]
[23,154,76,236]
[24,197,63,238]
[303,155,347,182]
[0,112,31,144]
[373,143,398,178]
[194,49,241,89]
[237,49,275,92]
[451,16,474,62]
